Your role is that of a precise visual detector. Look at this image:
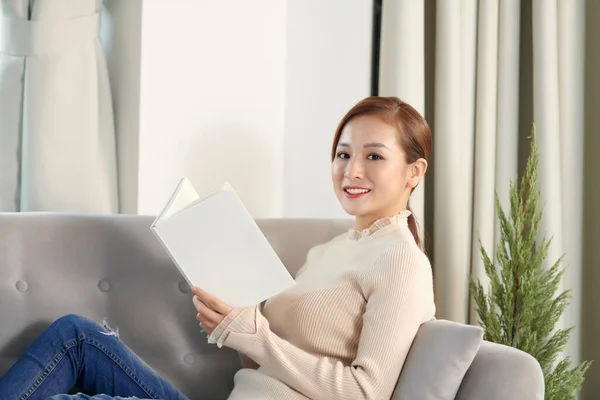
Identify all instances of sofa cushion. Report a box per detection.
[392,319,484,400]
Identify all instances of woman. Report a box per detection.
[0,96,436,400]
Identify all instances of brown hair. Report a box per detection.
[330,96,432,251]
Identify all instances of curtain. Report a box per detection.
[0,0,118,213]
[379,0,586,384]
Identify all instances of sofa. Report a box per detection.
[0,213,545,399]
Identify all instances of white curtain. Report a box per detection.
[0,0,118,213]
[379,0,585,370]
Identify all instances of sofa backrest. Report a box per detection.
[0,213,544,400]
[0,213,352,399]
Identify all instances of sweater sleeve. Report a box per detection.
[209,243,432,400]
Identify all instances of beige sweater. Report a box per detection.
[208,211,436,400]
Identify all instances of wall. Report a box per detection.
[101,0,372,219]
[136,0,288,218]
[283,0,372,218]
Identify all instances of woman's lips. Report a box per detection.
[343,187,371,198]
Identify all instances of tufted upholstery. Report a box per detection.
[0,213,353,399]
[0,213,544,399]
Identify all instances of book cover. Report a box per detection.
[151,178,296,307]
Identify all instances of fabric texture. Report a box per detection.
[0,0,118,213]
[0,213,353,399]
[391,319,483,399]
[209,211,437,400]
[45,395,142,400]
[0,314,187,400]
[455,340,545,400]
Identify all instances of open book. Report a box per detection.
[151,178,295,307]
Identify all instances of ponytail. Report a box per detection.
[406,204,425,252]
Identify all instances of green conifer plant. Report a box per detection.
[469,125,592,399]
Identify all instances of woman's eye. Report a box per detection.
[367,154,383,160]
[337,152,350,159]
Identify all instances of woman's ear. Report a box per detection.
[409,158,428,189]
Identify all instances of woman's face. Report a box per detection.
[331,114,416,229]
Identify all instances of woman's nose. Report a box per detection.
[345,159,364,179]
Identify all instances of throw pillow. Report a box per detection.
[391,318,484,400]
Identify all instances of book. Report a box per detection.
[150,177,296,308]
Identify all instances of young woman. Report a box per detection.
[0,96,436,400]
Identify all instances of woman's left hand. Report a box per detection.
[192,286,233,335]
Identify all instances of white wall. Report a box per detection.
[101,0,372,219]
[136,0,287,218]
[283,0,372,218]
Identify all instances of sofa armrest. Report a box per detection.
[456,341,544,400]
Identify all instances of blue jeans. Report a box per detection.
[0,314,189,400]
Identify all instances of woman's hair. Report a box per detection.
[330,96,432,251]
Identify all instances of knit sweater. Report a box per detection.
[208,211,436,400]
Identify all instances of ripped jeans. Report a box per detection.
[0,315,189,400]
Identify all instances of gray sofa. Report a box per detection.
[0,213,545,399]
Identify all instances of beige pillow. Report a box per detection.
[392,319,484,399]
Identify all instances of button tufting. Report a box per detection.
[16,280,28,292]
[179,281,191,294]
[184,353,196,365]
[98,280,111,292]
